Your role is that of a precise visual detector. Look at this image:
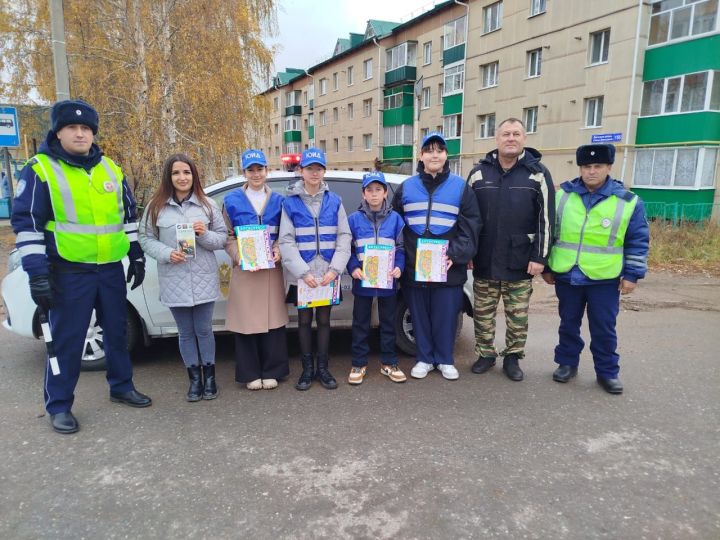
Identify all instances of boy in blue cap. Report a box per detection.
[543,143,649,394]
[346,172,406,384]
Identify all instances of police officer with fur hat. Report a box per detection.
[11,99,151,434]
[542,144,649,394]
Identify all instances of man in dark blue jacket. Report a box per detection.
[468,118,555,381]
[543,144,649,394]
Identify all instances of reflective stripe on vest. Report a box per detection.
[32,154,129,263]
[348,210,404,262]
[401,175,464,235]
[548,190,637,279]
[224,188,283,242]
[283,191,341,263]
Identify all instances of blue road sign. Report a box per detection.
[591,132,622,143]
[0,107,20,148]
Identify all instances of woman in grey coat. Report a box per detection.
[139,154,227,401]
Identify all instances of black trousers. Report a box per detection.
[234,327,289,383]
[351,294,398,367]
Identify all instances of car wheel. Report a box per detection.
[79,307,141,372]
[394,297,464,357]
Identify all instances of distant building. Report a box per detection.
[257,0,719,219]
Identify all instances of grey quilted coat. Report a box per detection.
[139,194,227,307]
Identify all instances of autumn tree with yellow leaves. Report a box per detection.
[0,0,277,200]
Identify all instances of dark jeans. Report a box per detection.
[169,302,216,368]
[351,294,398,367]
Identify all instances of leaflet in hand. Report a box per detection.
[176,223,196,259]
[297,276,341,309]
[361,244,395,289]
[415,238,448,282]
[235,225,275,270]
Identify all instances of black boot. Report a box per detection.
[295,354,315,391]
[202,364,218,400]
[316,354,338,390]
[186,366,203,402]
[502,354,524,381]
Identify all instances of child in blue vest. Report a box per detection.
[279,148,351,391]
[346,172,406,385]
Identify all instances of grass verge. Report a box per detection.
[649,220,720,276]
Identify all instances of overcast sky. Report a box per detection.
[270,0,439,74]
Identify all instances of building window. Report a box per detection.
[423,41,432,65]
[363,58,373,80]
[284,116,300,131]
[482,2,503,34]
[273,97,279,111]
[363,133,372,151]
[480,61,499,89]
[286,142,301,154]
[347,66,354,86]
[347,102,354,119]
[348,136,354,152]
[633,147,718,188]
[363,98,373,117]
[523,106,538,133]
[332,107,339,122]
[530,0,546,16]
[444,15,467,49]
[383,92,405,110]
[421,127,429,139]
[383,125,413,146]
[319,110,327,126]
[422,87,431,109]
[308,113,314,127]
[274,146,279,156]
[589,29,610,65]
[641,71,720,116]
[274,123,279,134]
[438,83,444,104]
[386,42,417,72]
[584,96,604,127]
[444,63,465,94]
[319,140,327,152]
[443,114,462,139]
[649,0,719,46]
[527,48,542,78]
[477,113,496,138]
[333,72,339,91]
[319,78,327,95]
[333,138,339,152]
[285,90,301,106]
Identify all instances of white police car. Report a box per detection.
[2,171,474,370]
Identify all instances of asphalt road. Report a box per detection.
[1,277,719,539]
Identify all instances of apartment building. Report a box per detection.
[257,0,719,218]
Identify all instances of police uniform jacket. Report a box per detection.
[11,133,144,279]
[468,147,555,282]
[549,176,649,286]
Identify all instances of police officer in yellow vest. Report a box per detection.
[11,99,151,434]
[542,144,649,394]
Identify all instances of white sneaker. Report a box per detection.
[410,361,435,379]
[437,364,459,380]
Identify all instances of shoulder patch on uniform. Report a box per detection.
[469,169,483,183]
[529,172,545,184]
[15,179,26,198]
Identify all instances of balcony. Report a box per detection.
[384,66,416,87]
[284,105,302,117]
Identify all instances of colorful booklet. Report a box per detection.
[415,238,448,282]
[297,276,341,309]
[235,224,275,270]
[176,223,196,259]
[361,244,395,289]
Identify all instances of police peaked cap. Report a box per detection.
[51,99,99,134]
[576,144,615,166]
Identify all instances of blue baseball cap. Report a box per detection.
[362,171,387,189]
[300,147,327,168]
[241,149,267,169]
[421,131,446,148]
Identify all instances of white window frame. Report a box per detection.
[527,48,542,78]
[641,70,719,116]
[332,107,339,122]
[480,61,499,89]
[444,15,467,49]
[347,102,354,119]
[285,90,301,107]
[347,66,354,86]
[347,136,354,152]
[318,110,327,126]
[386,42,417,72]
[482,2,503,34]
[319,140,327,152]
[333,72,339,91]
[523,106,538,133]
[363,58,373,80]
[363,98,373,117]
[319,78,327,95]
[423,41,432,65]
[383,125,413,146]
[444,63,465,95]
[308,113,314,127]
[477,113,496,139]
[363,133,372,151]
[649,0,720,47]
[530,0,546,17]
[584,96,604,127]
[286,142,301,154]
[632,147,718,189]
[333,138,339,153]
[421,87,431,109]
[443,114,462,139]
[273,97,279,111]
[438,83,444,104]
[588,29,610,65]
[284,116,300,132]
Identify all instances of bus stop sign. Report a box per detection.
[0,107,20,148]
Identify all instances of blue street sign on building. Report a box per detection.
[591,132,622,143]
[0,107,20,148]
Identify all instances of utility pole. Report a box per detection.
[49,0,70,100]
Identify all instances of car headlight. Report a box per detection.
[7,249,21,274]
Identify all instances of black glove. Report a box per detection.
[29,275,55,312]
[126,258,145,290]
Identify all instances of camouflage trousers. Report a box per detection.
[473,278,533,358]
